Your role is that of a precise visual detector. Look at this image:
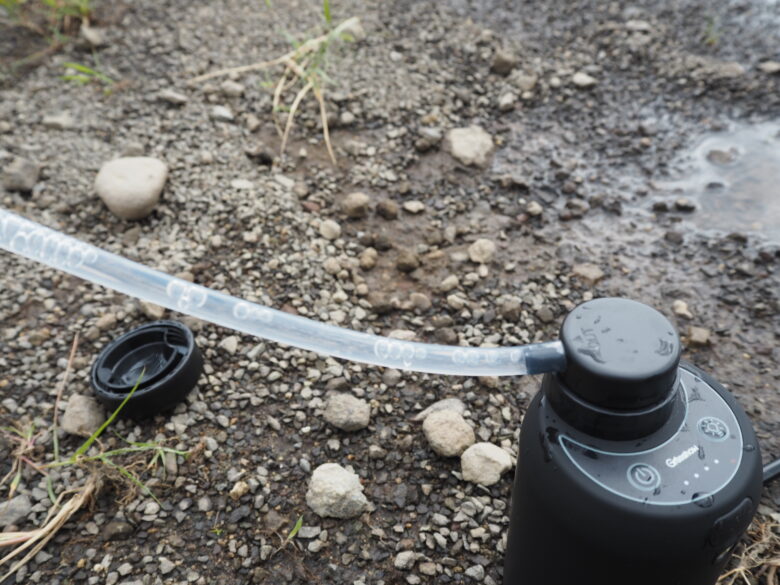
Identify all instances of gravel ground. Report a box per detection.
[1,0,779,584]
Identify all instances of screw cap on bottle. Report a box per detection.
[560,298,680,410]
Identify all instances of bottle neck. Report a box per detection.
[543,371,683,441]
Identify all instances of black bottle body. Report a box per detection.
[503,363,763,585]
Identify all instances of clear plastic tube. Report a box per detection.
[0,208,566,376]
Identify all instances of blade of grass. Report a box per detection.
[322,0,332,26]
[99,456,159,504]
[313,85,336,164]
[62,61,113,82]
[45,477,56,506]
[52,334,79,463]
[70,370,144,462]
[280,80,313,158]
[272,65,292,136]
[8,471,21,499]
[287,514,304,541]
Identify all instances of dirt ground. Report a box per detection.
[0,0,778,584]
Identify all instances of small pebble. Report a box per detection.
[672,300,693,320]
[572,71,598,88]
[320,219,342,240]
[468,239,496,264]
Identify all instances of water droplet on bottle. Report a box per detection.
[743,444,755,452]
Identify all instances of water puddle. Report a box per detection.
[656,121,780,243]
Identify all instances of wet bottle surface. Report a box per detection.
[503,298,763,585]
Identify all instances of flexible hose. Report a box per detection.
[0,208,566,376]
[764,458,780,484]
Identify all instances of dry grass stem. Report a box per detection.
[188,17,358,84]
[0,476,100,581]
[718,521,780,585]
[189,16,359,165]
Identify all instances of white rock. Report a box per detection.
[439,274,460,292]
[672,299,693,320]
[211,105,234,121]
[460,442,513,486]
[319,219,342,240]
[158,89,189,105]
[230,179,254,190]
[323,393,370,431]
[2,157,40,192]
[229,480,250,501]
[159,557,175,575]
[468,239,497,264]
[220,336,239,353]
[423,410,475,457]
[465,565,486,581]
[498,92,516,111]
[306,463,369,519]
[402,200,426,214]
[359,247,378,270]
[572,71,598,88]
[526,200,543,216]
[394,550,418,570]
[139,300,165,320]
[0,495,32,528]
[220,80,245,97]
[95,157,168,220]
[444,126,494,167]
[42,112,75,129]
[758,61,780,74]
[61,394,106,438]
[572,262,605,285]
[412,397,466,421]
[342,191,370,218]
[689,326,711,346]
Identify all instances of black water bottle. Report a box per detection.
[504,298,763,585]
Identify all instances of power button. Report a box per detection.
[627,463,661,491]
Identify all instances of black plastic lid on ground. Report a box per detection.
[91,320,203,419]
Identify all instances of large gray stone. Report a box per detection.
[0,495,32,528]
[2,157,40,192]
[460,442,513,486]
[306,463,369,519]
[323,393,370,432]
[444,126,494,167]
[423,410,475,457]
[61,394,106,437]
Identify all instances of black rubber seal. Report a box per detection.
[90,320,203,419]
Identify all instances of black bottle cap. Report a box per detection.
[560,298,680,410]
[91,320,203,419]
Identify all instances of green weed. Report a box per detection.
[192,1,360,164]
[0,336,189,580]
[1,0,93,36]
[61,60,114,87]
[702,15,721,47]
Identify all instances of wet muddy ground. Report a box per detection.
[0,0,779,584]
